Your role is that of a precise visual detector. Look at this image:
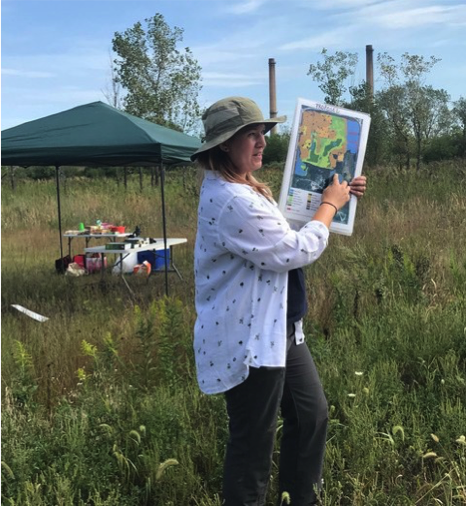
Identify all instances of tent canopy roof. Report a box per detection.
[1,101,201,167]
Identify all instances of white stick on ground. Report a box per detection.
[11,305,49,322]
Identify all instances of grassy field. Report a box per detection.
[1,161,465,506]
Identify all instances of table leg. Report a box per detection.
[171,262,183,281]
[100,253,106,279]
[84,239,91,270]
[170,247,184,281]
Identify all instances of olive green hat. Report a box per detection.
[191,96,286,161]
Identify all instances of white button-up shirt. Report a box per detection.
[194,171,329,394]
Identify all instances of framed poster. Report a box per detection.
[278,98,371,236]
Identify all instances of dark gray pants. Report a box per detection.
[223,327,328,506]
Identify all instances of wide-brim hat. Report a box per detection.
[191,96,286,161]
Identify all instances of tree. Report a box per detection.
[418,87,451,140]
[262,131,290,165]
[402,55,444,170]
[451,96,466,157]
[405,85,450,170]
[377,52,445,170]
[112,13,202,133]
[347,82,389,167]
[103,51,123,110]
[307,48,358,106]
[377,84,411,170]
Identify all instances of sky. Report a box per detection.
[1,0,466,133]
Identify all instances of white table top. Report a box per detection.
[84,238,187,254]
[64,232,132,238]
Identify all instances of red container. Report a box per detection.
[73,254,85,268]
[116,226,126,234]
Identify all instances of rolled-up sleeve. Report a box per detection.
[217,194,329,273]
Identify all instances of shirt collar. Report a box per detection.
[204,170,222,180]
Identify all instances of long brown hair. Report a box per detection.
[196,145,273,201]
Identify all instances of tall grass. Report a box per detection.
[1,161,465,505]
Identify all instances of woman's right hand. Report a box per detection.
[321,174,350,211]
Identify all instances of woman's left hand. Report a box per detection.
[349,176,367,199]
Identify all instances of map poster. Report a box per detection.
[278,98,371,236]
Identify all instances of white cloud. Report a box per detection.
[193,47,257,67]
[275,1,465,54]
[2,68,55,78]
[20,87,105,105]
[191,15,292,82]
[279,29,349,51]
[224,0,268,14]
[428,37,453,48]
[301,0,378,11]
[371,5,466,29]
[203,71,264,87]
[2,41,110,128]
[2,47,110,83]
[288,0,466,29]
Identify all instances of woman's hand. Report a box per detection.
[313,174,350,228]
[321,174,350,211]
[349,176,367,199]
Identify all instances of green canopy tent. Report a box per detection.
[1,101,201,295]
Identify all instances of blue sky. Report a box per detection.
[2,0,465,132]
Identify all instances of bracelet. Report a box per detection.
[320,201,338,215]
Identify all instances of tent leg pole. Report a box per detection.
[55,165,65,272]
[160,163,169,297]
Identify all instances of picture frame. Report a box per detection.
[278,98,371,236]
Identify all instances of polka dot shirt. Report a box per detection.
[194,170,329,394]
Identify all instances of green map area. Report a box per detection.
[299,111,347,170]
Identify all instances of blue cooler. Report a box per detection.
[137,249,171,271]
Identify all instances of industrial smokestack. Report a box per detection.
[366,45,374,96]
[268,58,277,136]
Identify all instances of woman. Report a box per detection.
[191,97,366,506]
